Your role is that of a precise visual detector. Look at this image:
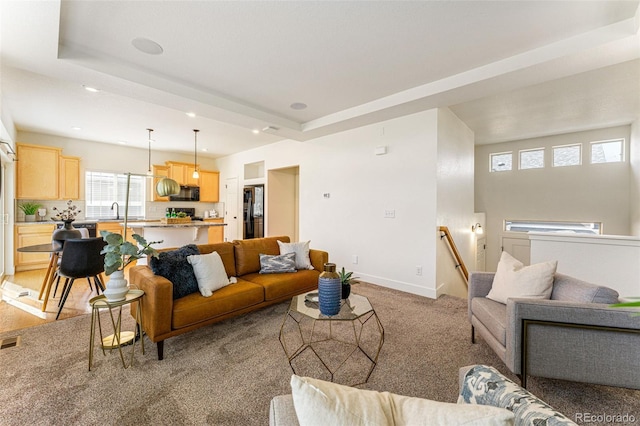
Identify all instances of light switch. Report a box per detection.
[384,210,395,218]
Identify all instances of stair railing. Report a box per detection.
[439,226,469,285]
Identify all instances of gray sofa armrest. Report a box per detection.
[468,272,495,321]
[269,395,299,426]
[505,298,640,387]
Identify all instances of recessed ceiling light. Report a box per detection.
[252,129,260,134]
[118,140,127,145]
[71,126,82,131]
[83,85,100,93]
[290,102,307,110]
[186,112,196,118]
[201,148,208,152]
[131,37,164,55]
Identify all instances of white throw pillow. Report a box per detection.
[486,251,557,304]
[278,240,314,270]
[290,375,514,426]
[187,251,237,297]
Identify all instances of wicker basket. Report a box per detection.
[160,217,192,224]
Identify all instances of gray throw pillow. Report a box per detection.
[259,252,297,274]
[150,244,200,299]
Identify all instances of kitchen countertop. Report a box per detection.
[126,221,226,228]
[17,218,225,225]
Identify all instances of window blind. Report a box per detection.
[85,171,146,218]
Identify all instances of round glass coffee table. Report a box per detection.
[279,291,384,386]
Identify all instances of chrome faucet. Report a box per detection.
[111,202,120,220]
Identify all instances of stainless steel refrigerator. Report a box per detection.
[243,185,264,239]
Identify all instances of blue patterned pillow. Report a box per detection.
[459,365,576,426]
[150,244,200,299]
[259,252,297,274]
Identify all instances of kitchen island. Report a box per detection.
[126,221,227,251]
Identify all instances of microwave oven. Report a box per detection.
[169,185,200,202]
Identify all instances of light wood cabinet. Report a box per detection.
[17,144,81,200]
[16,144,61,200]
[205,218,225,244]
[14,223,56,271]
[59,156,80,200]
[199,170,220,202]
[152,165,170,201]
[96,222,135,243]
[167,161,199,186]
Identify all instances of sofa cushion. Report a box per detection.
[150,244,200,300]
[260,253,297,274]
[187,251,236,297]
[234,236,290,276]
[193,242,237,277]
[487,251,557,304]
[550,273,619,303]
[172,278,264,329]
[278,240,314,270]
[471,298,507,346]
[459,365,576,425]
[242,269,319,301]
[291,375,514,426]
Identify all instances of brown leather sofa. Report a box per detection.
[129,236,328,360]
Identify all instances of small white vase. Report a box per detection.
[103,270,129,302]
[25,214,36,222]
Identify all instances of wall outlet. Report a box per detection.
[416,266,422,276]
[352,255,358,264]
[384,209,395,218]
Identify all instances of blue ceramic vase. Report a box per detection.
[318,263,341,316]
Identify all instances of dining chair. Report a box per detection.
[51,227,90,298]
[56,237,107,320]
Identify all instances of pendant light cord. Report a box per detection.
[193,129,200,178]
[147,128,153,174]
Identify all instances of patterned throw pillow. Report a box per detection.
[259,252,297,274]
[458,365,577,426]
[150,244,200,299]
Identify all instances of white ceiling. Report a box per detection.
[1,0,639,157]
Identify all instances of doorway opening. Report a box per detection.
[267,167,299,241]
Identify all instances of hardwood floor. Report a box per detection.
[0,269,102,334]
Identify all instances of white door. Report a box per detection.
[475,237,486,272]
[225,177,239,241]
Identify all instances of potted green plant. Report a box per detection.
[100,230,163,301]
[339,266,359,299]
[18,202,43,222]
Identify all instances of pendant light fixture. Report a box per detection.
[146,128,154,175]
[192,129,200,179]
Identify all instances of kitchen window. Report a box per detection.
[591,139,624,164]
[85,171,146,219]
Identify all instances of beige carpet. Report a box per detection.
[0,282,638,425]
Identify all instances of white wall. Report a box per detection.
[475,125,632,272]
[214,109,446,298]
[435,108,475,297]
[630,119,640,235]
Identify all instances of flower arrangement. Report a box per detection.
[51,200,81,221]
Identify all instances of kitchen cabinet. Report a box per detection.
[14,223,56,271]
[199,170,220,202]
[16,144,61,200]
[152,165,170,201]
[204,218,225,243]
[59,155,80,200]
[97,222,136,243]
[167,161,199,186]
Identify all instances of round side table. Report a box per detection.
[89,289,145,370]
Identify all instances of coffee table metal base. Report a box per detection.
[279,292,384,386]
